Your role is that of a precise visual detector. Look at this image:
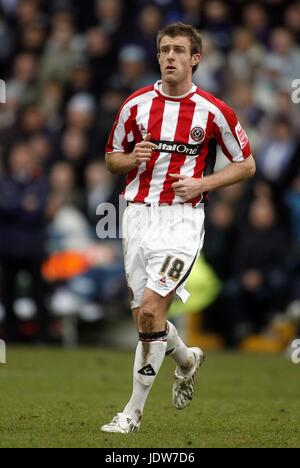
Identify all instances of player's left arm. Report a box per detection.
[170,156,255,201]
[171,101,256,201]
[196,154,256,192]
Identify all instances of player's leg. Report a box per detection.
[101,204,149,433]
[166,320,196,370]
[133,302,195,373]
[100,303,143,433]
[132,307,139,330]
[167,320,204,410]
[122,288,173,423]
[101,289,172,433]
[129,291,203,416]
[136,287,204,411]
[144,204,206,409]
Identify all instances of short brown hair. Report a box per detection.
[157,23,203,73]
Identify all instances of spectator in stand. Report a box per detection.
[0,142,50,342]
[95,87,128,151]
[28,133,53,170]
[38,80,65,134]
[232,197,290,341]
[65,59,93,100]
[38,14,83,84]
[85,27,115,98]
[16,104,47,139]
[84,160,121,227]
[59,127,90,186]
[256,116,300,195]
[16,0,42,28]
[130,4,164,71]
[203,0,233,53]
[226,83,264,154]
[266,28,300,88]
[19,18,47,55]
[0,5,15,74]
[94,0,128,53]
[242,3,270,46]
[110,44,159,94]
[49,161,83,210]
[286,176,300,249]
[6,52,39,106]
[193,32,225,95]
[227,28,264,88]
[65,92,96,132]
[165,0,204,28]
[284,3,300,45]
[253,28,300,113]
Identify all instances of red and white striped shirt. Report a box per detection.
[106,81,252,205]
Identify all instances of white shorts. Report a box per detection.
[122,203,205,309]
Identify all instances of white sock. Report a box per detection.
[123,338,167,423]
[166,320,194,373]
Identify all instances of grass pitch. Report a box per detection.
[0,347,299,448]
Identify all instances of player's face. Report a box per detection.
[157,35,201,85]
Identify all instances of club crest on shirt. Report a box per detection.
[190,126,205,143]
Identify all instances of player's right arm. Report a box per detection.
[105,99,157,175]
[105,133,157,174]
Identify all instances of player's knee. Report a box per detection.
[139,306,156,332]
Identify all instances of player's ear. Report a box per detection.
[191,53,201,67]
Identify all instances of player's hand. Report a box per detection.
[130,133,157,167]
[170,174,206,201]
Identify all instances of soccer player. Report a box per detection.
[101,23,255,433]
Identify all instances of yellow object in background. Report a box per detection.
[169,255,222,317]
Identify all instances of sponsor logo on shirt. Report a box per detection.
[153,140,201,156]
[235,122,248,149]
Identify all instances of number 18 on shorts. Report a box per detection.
[123,203,205,308]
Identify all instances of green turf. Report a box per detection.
[0,347,299,448]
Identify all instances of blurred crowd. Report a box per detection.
[0,0,300,346]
